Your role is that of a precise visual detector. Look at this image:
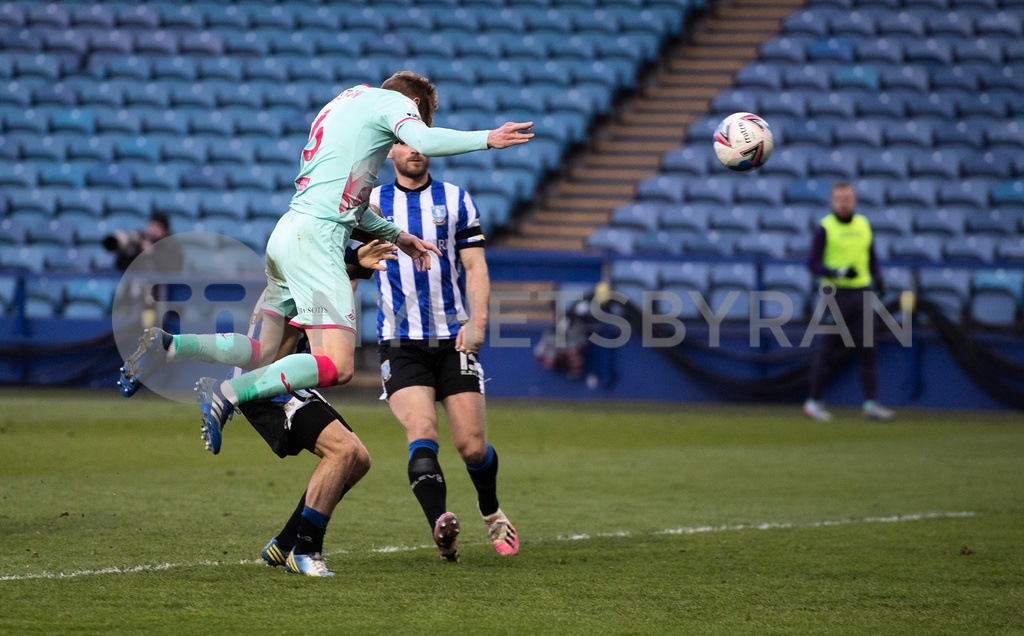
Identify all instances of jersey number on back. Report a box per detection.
[303,110,330,162]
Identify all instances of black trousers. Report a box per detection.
[808,288,878,402]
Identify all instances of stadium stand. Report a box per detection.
[591,0,1024,328]
[1,0,697,321]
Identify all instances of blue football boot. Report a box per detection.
[195,377,232,455]
[261,538,288,568]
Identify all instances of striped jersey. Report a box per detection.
[370,178,486,341]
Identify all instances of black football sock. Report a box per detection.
[276,491,307,552]
[408,440,447,529]
[295,507,330,555]
[466,444,500,517]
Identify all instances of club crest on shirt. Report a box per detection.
[430,205,447,225]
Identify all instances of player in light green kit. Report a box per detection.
[119,71,533,460]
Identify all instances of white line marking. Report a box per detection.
[0,512,975,582]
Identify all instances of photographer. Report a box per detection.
[105,212,183,273]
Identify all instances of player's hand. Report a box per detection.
[487,122,534,149]
[396,231,442,272]
[357,239,398,271]
[455,321,486,355]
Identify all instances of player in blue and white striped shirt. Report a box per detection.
[366,141,518,561]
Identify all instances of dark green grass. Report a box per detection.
[0,390,1021,634]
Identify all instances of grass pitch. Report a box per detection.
[0,389,1021,635]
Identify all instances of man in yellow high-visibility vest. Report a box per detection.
[804,181,894,422]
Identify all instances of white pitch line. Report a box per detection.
[0,511,975,583]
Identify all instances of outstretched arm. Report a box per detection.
[397,120,534,157]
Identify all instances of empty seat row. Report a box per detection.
[713,88,1024,122]
[785,7,1024,38]
[636,174,1024,209]
[0,4,681,39]
[611,201,1024,238]
[761,34,1024,65]
[665,143,1024,182]
[736,62,1024,94]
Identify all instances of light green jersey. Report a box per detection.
[289,85,490,240]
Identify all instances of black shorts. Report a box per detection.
[378,339,485,401]
[238,389,352,459]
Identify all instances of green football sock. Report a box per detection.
[224,353,322,404]
[169,334,260,367]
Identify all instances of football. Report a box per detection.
[713,112,774,172]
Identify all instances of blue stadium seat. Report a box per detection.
[248,193,290,221]
[661,147,715,176]
[735,233,789,259]
[955,38,1003,65]
[0,163,36,188]
[151,56,197,83]
[758,90,808,119]
[976,12,1023,37]
[902,92,957,119]
[855,38,904,64]
[611,203,662,233]
[915,208,965,237]
[885,180,937,207]
[986,122,1024,150]
[807,150,858,180]
[924,11,974,38]
[832,64,880,92]
[759,146,809,178]
[966,209,1020,237]
[785,10,830,36]
[637,175,685,203]
[225,165,278,192]
[908,149,961,180]
[889,235,943,262]
[782,65,832,90]
[611,260,661,289]
[991,180,1024,205]
[970,270,1022,327]
[945,236,996,263]
[735,64,783,91]
[659,261,709,293]
[997,237,1024,262]
[761,205,813,234]
[686,177,735,206]
[84,162,132,189]
[196,192,248,223]
[684,232,736,257]
[931,67,980,93]
[785,179,832,205]
[937,182,989,209]
[179,166,228,191]
[658,204,711,234]
[829,10,877,37]
[856,96,908,127]
[587,226,637,255]
[760,36,812,64]
[37,163,85,189]
[807,37,855,63]
[21,135,65,162]
[919,268,970,322]
[857,149,908,179]
[1,246,46,273]
[866,207,913,237]
[56,190,104,219]
[708,205,759,234]
[884,120,934,148]
[159,137,206,165]
[133,164,180,191]
[881,66,930,92]
[4,108,48,134]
